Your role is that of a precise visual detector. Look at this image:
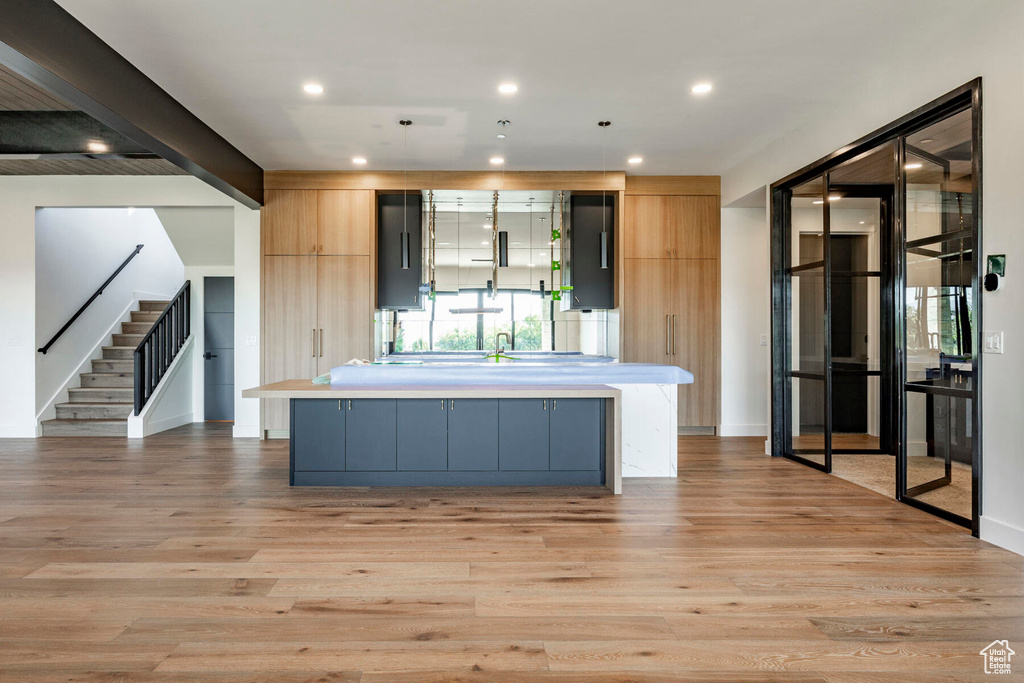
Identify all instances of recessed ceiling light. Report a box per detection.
[86,140,108,153]
[490,157,504,165]
[859,221,866,224]
[352,157,367,165]
[905,162,923,170]
[812,200,824,205]
[829,195,841,201]
[628,157,643,164]
[498,83,518,94]
[527,263,535,267]
[496,134,506,139]
[481,241,489,245]
[302,83,324,94]
[438,242,451,246]
[691,82,713,94]
[919,138,934,144]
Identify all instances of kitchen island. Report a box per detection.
[243,359,691,493]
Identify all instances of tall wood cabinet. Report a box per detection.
[262,189,373,433]
[623,193,720,427]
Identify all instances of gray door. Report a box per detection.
[397,399,448,470]
[345,399,397,471]
[448,399,498,471]
[550,399,602,471]
[203,277,234,421]
[293,399,345,472]
[498,398,550,470]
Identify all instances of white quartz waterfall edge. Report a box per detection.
[610,383,678,478]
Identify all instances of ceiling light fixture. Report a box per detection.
[352,157,367,165]
[691,82,713,94]
[498,83,518,94]
[919,138,934,144]
[86,140,109,153]
[628,156,643,164]
[302,83,324,94]
[905,162,923,170]
[490,157,504,165]
[496,134,506,139]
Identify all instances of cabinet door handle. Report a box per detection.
[338,400,342,410]
[666,315,671,355]
[348,400,352,411]
[319,329,323,357]
[672,315,677,355]
[441,399,445,410]
[543,399,547,410]
[553,400,557,411]
[312,328,316,358]
[450,399,455,411]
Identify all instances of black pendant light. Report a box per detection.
[399,119,412,269]
[599,120,611,269]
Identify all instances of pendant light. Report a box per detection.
[399,119,412,269]
[598,120,611,269]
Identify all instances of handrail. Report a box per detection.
[37,244,144,354]
[133,280,190,416]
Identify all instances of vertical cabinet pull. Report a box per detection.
[338,400,342,410]
[450,399,455,411]
[553,400,557,411]
[348,400,352,411]
[312,329,316,358]
[672,315,677,355]
[665,315,670,355]
[441,399,445,410]
[543,399,547,410]
[319,329,323,357]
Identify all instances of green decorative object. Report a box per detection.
[552,290,562,301]
[560,285,573,291]
[552,260,561,271]
[551,228,561,240]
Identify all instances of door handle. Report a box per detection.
[441,399,445,410]
[319,329,323,357]
[543,399,547,410]
[311,328,316,357]
[666,315,671,355]
[348,400,352,411]
[672,314,677,355]
[553,400,557,411]
[450,399,455,411]
[203,352,218,360]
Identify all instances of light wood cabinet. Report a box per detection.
[264,190,318,256]
[263,256,318,430]
[623,257,719,427]
[317,256,371,374]
[318,190,372,255]
[624,195,719,259]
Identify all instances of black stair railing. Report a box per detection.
[37,244,144,354]
[133,280,191,416]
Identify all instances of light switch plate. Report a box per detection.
[984,331,1003,354]
[245,335,258,347]
[5,335,25,346]
[760,334,768,347]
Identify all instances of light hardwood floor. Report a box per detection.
[1,425,1020,681]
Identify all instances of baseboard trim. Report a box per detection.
[719,424,768,437]
[232,424,260,438]
[0,426,38,438]
[678,426,716,436]
[980,516,1024,557]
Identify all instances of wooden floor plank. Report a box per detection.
[0,425,1018,679]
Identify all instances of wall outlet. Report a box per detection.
[5,335,25,346]
[983,331,1004,354]
[760,334,769,347]
[245,335,258,347]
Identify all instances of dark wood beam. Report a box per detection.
[0,0,263,208]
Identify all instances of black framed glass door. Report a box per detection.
[771,80,981,534]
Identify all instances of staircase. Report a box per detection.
[40,301,169,437]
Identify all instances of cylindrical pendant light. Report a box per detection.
[399,119,412,270]
[599,120,610,269]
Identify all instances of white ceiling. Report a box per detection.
[57,0,978,174]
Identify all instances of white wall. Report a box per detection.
[720,207,770,436]
[0,175,260,439]
[35,208,184,419]
[720,1,1024,554]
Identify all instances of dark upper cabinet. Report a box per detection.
[377,193,422,309]
[498,399,550,471]
[564,194,615,310]
[550,398,603,471]
[397,399,448,471]
[345,399,397,471]
[447,398,498,471]
[292,399,345,471]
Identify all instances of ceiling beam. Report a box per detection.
[0,0,263,208]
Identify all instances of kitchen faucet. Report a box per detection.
[494,332,511,356]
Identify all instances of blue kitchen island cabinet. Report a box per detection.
[288,395,605,487]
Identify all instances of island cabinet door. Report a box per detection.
[550,399,603,471]
[397,399,448,471]
[498,399,550,471]
[292,399,345,471]
[344,399,397,471]
[447,399,498,471]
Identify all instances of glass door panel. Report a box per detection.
[899,106,977,525]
